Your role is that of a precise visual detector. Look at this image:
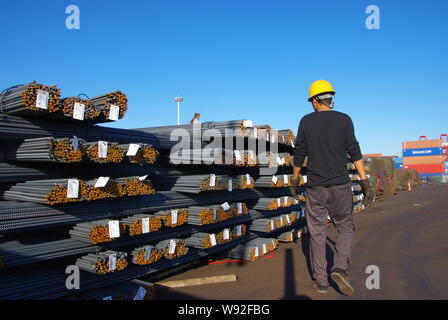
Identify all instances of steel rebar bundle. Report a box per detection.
[225,243,260,261]
[277,231,295,242]
[89,91,128,122]
[185,232,219,249]
[118,143,159,165]
[1,178,90,204]
[120,214,162,236]
[4,137,85,163]
[115,177,155,197]
[216,227,233,244]
[277,129,295,147]
[152,208,189,228]
[58,97,98,120]
[155,239,189,260]
[130,245,163,265]
[245,238,278,256]
[186,206,219,226]
[232,224,247,239]
[0,82,61,116]
[251,198,280,211]
[70,220,126,244]
[76,250,128,275]
[0,163,69,183]
[84,141,125,163]
[231,201,249,216]
[254,174,292,188]
[249,218,276,233]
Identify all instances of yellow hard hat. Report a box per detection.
[308,80,335,101]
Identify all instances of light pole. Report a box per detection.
[174,97,183,125]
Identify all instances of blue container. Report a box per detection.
[444,162,448,173]
[419,173,444,178]
[394,157,403,164]
[402,147,443,157]
[394,163,403,169]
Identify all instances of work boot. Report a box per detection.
[312,281,329,294]
[330,268,355,296]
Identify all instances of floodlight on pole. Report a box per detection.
[174,97,183,125]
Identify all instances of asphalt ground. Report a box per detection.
[154,184,448,300]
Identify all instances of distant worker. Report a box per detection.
[290,80,374,296]
[190,113,201,124]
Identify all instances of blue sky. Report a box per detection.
[0,0,447,155]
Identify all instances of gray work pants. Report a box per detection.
[305,182,355,287]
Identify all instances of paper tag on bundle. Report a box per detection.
[221,202,230,211]
[297,230,302,239]
[275,156,284,165]
[249,151,255,161]
[67,179,79,198]
[95,176,110,188]
[272,175,278,184]
[168,240,176,254]
[283,175,289,184]
[271,133,275,143]
[236,225,242,236]
[35,90,49,110]
[98,141,108,158]
[253,127,258,138]
[246,174,251,185]
[144,246,152,260]
[133,286,147,301]
[126,144,140,156]
[73,103,85,120]
[271,220,275,230]
[71,136,79,151]
[243,120,253,128]
[209,234,217,246]
[234,150,242,161]
[139,175,148,181]
[171,209,178,225]
[280,216,284,225]
[237,202,243,214]
[271,240,275,248]
[210,174,216,187]
[283,196,289,206]
[266,132,270,142]
[212,207,218,221]
[103,296,113,300]
[108,220,120,238]
[228,179,233,192]
[263,244,267,254]
[109,254,117,271]
[142,218,150,234]
[303,175,308,184]
[223,229,230,240]
[254,247,259,257]
[277,198,281,207]
[291,140,295,148]
[109,104,120,121]
[286,215,291,224]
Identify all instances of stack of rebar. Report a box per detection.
[90,91,128,122]
[130,246,163,265]
[249,219,275,233]
[254,174,292,188]
[251,198,280,211]
[120,214,162,236]
[116,177,155,197]
[231,202,249,216]
[84,141,125,163]
[152,208,189,228]
[85,178,122,200]
[119,143,159,165]
[70,220,125,244]
[4,137,85,163]
[186,206,218,226]
[225,244,260,262]
[185,232,219,249]
[0,82,61,116]
[277,231,295,242]
[155,239,189,260]
[76,250,128,275]
[232,224,247,239]
[58,97,98,120]
[216,228,233,244]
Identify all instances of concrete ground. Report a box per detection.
[155,184,448,300]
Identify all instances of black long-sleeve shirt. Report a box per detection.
[293,110,363,188]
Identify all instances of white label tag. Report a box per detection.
[246,174,251,185]
[234,150,242,161]
[272,175,278,184]
[283,196,289,206]
[280,216,284,225]
[253,127,258,138]
[95,176,110,188]
[223,229,230,240]
[249,151,255,161]
[243,120,253,128]
[133,286,147,301]
[303,175,308,184]
[139,175,148,181]
[237,202,243,214]
[263,244,267,254]
[212,207,218,221]
[209,234,217,246]
[297,230,302,238]
[108,220,120,238]
[109,254,117,271]
[254,247,259,257]
[210,174,216,187]
[171,210,178,225]
[291,140,295,148]
[228,179,233,192]
[73,103,85,120]
[283,175,289,184]
[71,136,79,151]
[142,218,150,234]
[286,215,291,224]
[271,133,275,143]
[126,144,140,156]
[266,132,270,142]
[275,156,283,165]
[168,240,176,254]
[35,90,49,110]
[109,104,120,121]
[221,202,230,211]
[277,198,281,207]
[144,246,152,260]
[271,220,275,230]
[67,179,79,198]
[98,141,108,158]
[236,225,242,237]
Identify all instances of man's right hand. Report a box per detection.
[359,178,375,208]
[290,177,301,198]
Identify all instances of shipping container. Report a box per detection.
[363,153,383,157]
[419,173,444,178]
[427,174,448,184]
[402,155,445,165]
[402,147,443,157]
[402,138,442,149]
[403,164,445,174]
[393,157,403,164]
[445,162,448,173]
[394,163,403,169]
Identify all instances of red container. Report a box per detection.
[403,155,445,165]
[363,153,383,157]
[403,164,445,174]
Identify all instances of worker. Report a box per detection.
[190,113,201,124]
[290,80,374,296]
